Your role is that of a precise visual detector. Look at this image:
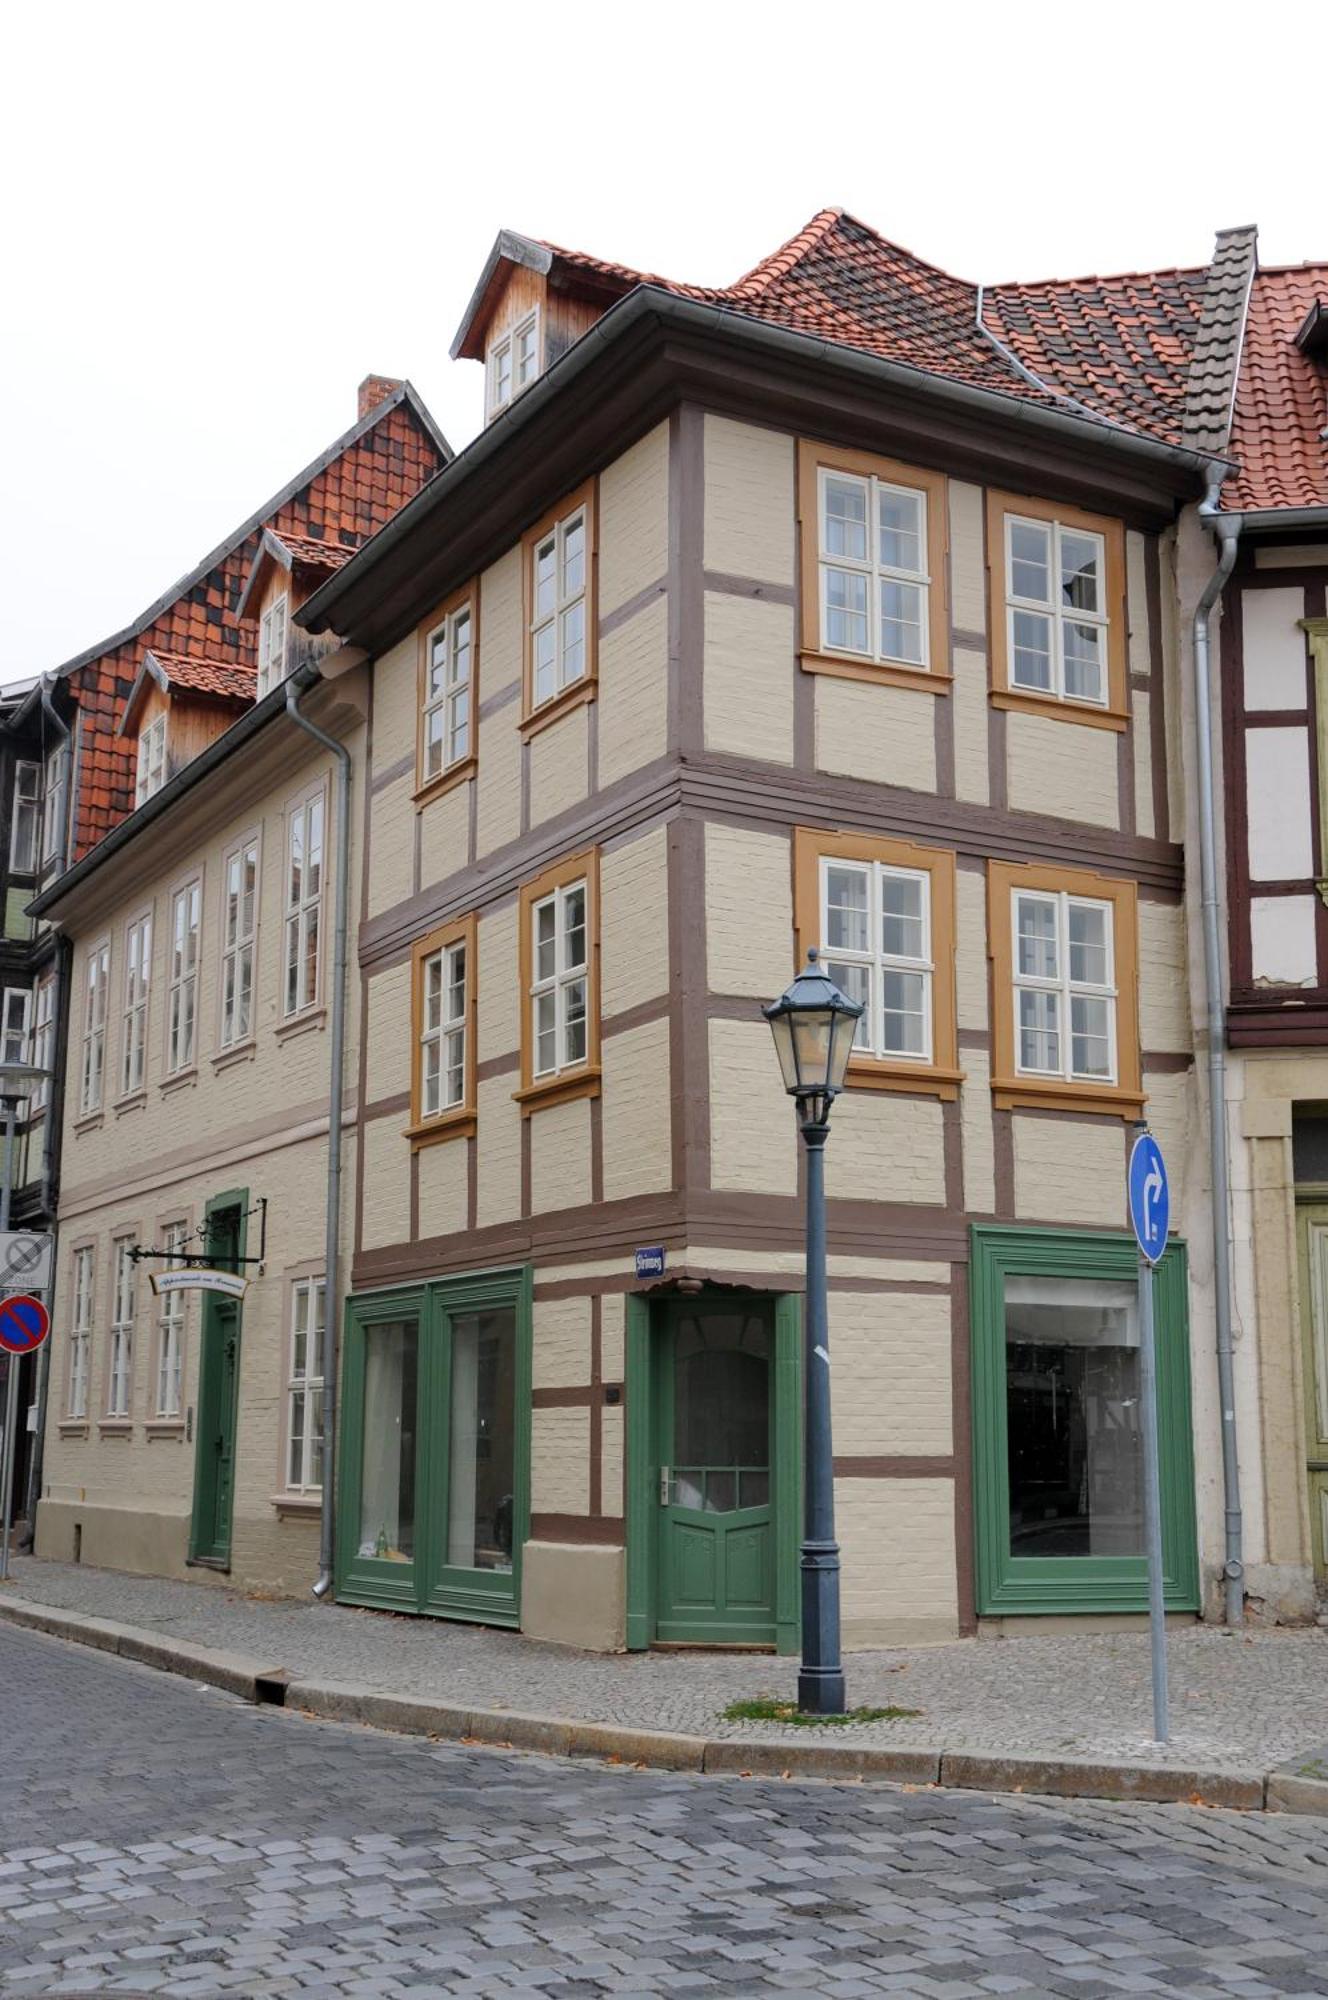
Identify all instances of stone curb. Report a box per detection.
[0,1592,1292,1812]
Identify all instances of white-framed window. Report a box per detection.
[820,856,933,1062]
[1,986,30,1068]
[31,972,53,1114]
[819,467,930,667]
[135,715,167,806]
[108,1240,136,1419]
[1012,889,1117,1084]
[68,1245,93,1420]
[156,1220,187,1419]
[1005,515,1109,706]
[258,593,289,697]
[284,790,324,1016]
[41,743,69,868]
[11,761,40,874]
[121,911,152,1096]
[488,308,539,416]
[167,881,200,1073]
[530,506,587,709]
[422,605,472,782]
[420,937,467,1118]
[531,878,588,1078]
[286,1277,326,1492]
[220,835,258,1046]
[80,940,110,1114]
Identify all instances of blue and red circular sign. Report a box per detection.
[0,1294,49,1355]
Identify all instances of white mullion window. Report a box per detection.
[420,938,468,1118]
[156,1220,186,1418]
[1006,516,1108,707]
[31,973,53,1113]
[121,912,152,1096]
[80,940,110,1114]
[286,1278,326,1493]
[11,761,39,874]
[68,1246,93,1419]
[108,1241,136,1418]
[530,507,587,710]
[284,791,324,1016]
[41,743,69,868]
[168,882,200,1073]
[531,880,588,1078]
[221,836,259,1046]
[488,309,539,417]
[820,858,933,1063]
[819,469,929,668]
[258,593,289,697]
[1013,890,1117,1084]
[135,715,167,805]
[1,987,30,1068]
[422,606,473,782]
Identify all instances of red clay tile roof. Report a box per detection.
[267,531,357,573]
[144,651,256,701]
[1225,264,1328,511]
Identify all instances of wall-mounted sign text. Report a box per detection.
[150,1267,249,1301]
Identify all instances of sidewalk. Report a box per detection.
[5,1555,1328,1808]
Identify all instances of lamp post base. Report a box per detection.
[798,1537,845,1716]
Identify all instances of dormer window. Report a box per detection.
[258,593,289,697]
[136,715,167,806]
[488,309,540,418]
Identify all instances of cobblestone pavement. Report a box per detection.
[5,1624,1328,1999]
[8,1558,1328,1771]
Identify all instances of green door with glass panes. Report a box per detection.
[336,1270,531,1626]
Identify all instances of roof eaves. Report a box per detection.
[233,527,294,625]
[116,651,171,738]
[450,230,554,361]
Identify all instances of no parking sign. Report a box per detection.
[0,1294,50,1355]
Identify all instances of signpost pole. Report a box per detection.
[1137,1247,1169,1743]
[0,1099,17,1583]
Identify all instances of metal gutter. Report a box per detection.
[300,287,1227,640]
[1230,505,1328,534]
[1192,488,1245,1625]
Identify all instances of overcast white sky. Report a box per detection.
[3,0,1322,683]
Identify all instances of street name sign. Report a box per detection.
[634,1246,666,1280]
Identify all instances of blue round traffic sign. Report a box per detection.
[0,1293,49,1355]
[1128,1133,1170,1265]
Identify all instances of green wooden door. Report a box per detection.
[1296,1202,1328,1593]
[654,1298,776,1643]
[188,1194,246,1570]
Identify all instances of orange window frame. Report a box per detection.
[985,490,1129,731]
[415,580,479,806]
[520,479,598,737]
[515,846,601,1114]
[407,912,478,1146]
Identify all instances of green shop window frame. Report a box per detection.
[336,1266,532,1625]
[970,1224,1200,1616]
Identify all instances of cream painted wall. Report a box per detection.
[1006,712,1119,827]
[705,824,792,998]
[597,595,668,790]
[1012,1115,1125,1227]
[702,416,795,584]
[601,825,669,1019]
[598,421,669,614]
[814,678,936,791]
[829,1290,953,1455]
[703,594,795,764]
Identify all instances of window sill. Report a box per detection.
[98,1418,132,1437]
[414,756,477,809]
[514,1066,602,1116]
[113,1090,148,1119]
[990,688,1129,733]
[275,1007,326,1043]
[161,1067,198,1097]
[799,651,952,695]
[406,1111,477,1149]
[520,676,597,740]
[145,1418,185,1438]
[212,1039,257,1073]
[57,1419,89,1439]
[72,1110,104,1135]
[847,1058,965,1102]
[271,1492,322,1520]
[993,1076,1145,1119]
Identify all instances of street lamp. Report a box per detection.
[763,949,863,1715]
[0,1061,52,1584]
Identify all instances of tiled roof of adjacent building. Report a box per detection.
[1225,264,1328,512]
[265,531,357,573]
[143,651,257,701]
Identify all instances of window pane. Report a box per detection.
[823,476,867,562]
[823,566,869,653]
[427,632,448,701]
[444,1026,465,1105]
[563,885,587,971]
[451,611,471,686]
[1068,903,1109,986]
[560,599,585,685]
[424,954,443,1032]
[1010,519,1051,602]
[1063,621,1104,702]
[447,1309,517,1572]
[357,1319,418,1561]
[564,976,587,1066]
[880,579,923,663]
[562,515,585,599]
[1016,897,1059,979]
[445,945,466,1024]
[535,900,557,982]
[823,957,871,1050]
[534,537,556,620]
[288,1391,305,1488]
[882,872,925,961]
[882,968,927,1057]
[825,865,869,954]
[1060,531,1101,616]
[878,488,922,572]
[1004,1275,1141,1557]
[533,621,556,705]
[1070,994,1113,1078]
[1012,610,1053,690]
[1018,987,1060,1072]
[535,989,557,1074]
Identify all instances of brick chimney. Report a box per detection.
[357,374,404,421]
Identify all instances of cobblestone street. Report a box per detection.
[4,1625,1328,1997]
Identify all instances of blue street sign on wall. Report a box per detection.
[634,1246,666,1280]
[1128,1133,1170,1265]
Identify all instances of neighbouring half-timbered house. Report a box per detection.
[291,211,1243,1649]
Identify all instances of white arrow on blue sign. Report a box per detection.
[1128,1132,1170,1265]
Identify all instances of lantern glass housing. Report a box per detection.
[763,951,864,1126]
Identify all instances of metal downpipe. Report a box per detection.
[1192,493,1244,1624]
[285,678,351,1600]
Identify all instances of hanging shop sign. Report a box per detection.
[150,1268,249,1301]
